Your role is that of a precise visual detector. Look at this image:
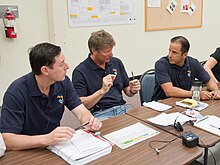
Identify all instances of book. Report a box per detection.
[194,115,220,136]
[47,130,112,165]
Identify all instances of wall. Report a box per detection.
[0,0,50,104]
[0,0,220,103]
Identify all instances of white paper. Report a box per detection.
[176,101,209,111]
[143,101,172,111]
[166,0,177,14]
[180,0,189,13]
[48,130,112,165]
[188,1,196,16]
[0,133,6,157]
[147,112,194,126]
[67,0,137,27]
[148,0,161,7]
[194,115,220,136]
[104,122,160,149]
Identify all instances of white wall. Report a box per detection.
[0,0,220,104]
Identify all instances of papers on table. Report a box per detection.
[48,130,112,165]
[176,100,209,111]
[147,112,194,126]
[104,122,160,149]
[143,101,172,111]
[194,115,220,136]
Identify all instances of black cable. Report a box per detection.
[198,138,216,165]
[149,135,180,154]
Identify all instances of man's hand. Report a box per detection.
[86,116,102,131]
[42,127,75,146]
[129,79,141,94]
[100,74,116,94]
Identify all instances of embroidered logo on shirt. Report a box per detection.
[113,68,117,75]
[187,70,191,77]
[57,95,64,106]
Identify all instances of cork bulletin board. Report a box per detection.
[145,0,203,31]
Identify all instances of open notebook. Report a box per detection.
[48,130,112,165]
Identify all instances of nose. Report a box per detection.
[65,63,69,70]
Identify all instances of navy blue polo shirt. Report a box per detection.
[152,56,210,101]
[72,54,129,110]
[0,72,81,135]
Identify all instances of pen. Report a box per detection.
[75,121,89,130]
[195,116,209,123]
[209,124,220,130]
[131,71,134,80]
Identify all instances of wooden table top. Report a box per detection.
[0,114,203,165]
[126,98,220,147]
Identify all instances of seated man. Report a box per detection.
[0,42,101,150]
[72,29,140,120]
[152,36,220,101]
[204,47,220,83]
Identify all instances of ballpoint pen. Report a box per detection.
[209,124,220,130]
[131,71,134,80]
[75,121,89,130]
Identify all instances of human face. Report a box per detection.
[168,42,187,66]
[93,46,113,64]
[47,53,69,82]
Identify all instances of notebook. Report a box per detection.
[48,130,112,165]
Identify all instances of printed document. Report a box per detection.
[147,112,194,126]
[143,101,172,111]
[104,122,159,149]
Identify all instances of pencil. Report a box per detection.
[75,121,89,130]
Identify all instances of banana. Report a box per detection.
[181,98,198,108]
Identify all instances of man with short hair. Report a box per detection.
[72,30,140,120]
[152,36,220,101]
[0,42,101,150]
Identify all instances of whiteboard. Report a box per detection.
[67,0,137,27]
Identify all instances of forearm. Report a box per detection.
[80,89,105,109]
[164,87,192,98]
[2,133,47,150]
[206,79,219,91]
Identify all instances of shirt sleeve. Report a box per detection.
[210,47,220,62]
[64,76,82,111]
[155,59,171,85]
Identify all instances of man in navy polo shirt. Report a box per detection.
[0,43,101,150]
[72,30,140,120]
[152,36,220,101]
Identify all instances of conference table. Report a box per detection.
[0,114,203,165]
[126,97,220,165]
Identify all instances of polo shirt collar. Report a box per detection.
[27,72,42,96]
[27,72,58,97]
[167,56,190,71]
[87,53,112,70]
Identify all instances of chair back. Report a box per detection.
[139,69,155,105]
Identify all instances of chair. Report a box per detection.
[139,69,155,105]
[200,60,207,66]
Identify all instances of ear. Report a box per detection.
[183,52,188,57]
[41,66,49,76]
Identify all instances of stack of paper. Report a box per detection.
[143,101,172,111]
[48,130,112,165]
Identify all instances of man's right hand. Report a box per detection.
[42,127,75,146]
[100,74,116,94]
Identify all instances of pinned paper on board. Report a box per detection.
[180,0,189,13]
[166,0,177,14]
[188,1,196,16]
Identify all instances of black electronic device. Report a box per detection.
[182,131,199,148]
[174,121,184,132]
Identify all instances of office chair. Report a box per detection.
[139,69,155,105]
[200,60,207,66]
